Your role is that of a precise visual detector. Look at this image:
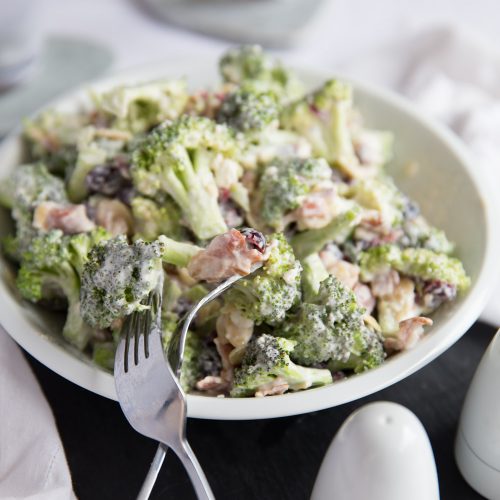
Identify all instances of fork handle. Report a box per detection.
[138,442,214,500]
[175,439,215,500]
[137,444,168,500]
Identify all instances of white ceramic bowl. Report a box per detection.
[0,59,497,420]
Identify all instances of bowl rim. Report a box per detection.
[0,59,498,420]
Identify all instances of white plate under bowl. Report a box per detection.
[0,59,497,420]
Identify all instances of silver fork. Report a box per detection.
[115,264,262,499]
[114,279,214,500]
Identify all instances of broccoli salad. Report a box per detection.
[0,45,471,398]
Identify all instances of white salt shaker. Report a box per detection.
[455,328,500,500]
[312,401,439,500]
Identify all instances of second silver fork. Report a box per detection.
[133,268,261,499]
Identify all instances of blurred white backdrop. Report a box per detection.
[37,0,500,71]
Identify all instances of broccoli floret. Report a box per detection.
[67,126,128,203]
[358,244,402,281]
[131,116,240,239]
[0,163,68,256]
[0,163,67,211]
[327,325,385,373]
[239,128,312,170]
[81,234,202,328]
[131,196,184,241]
[402,216,455,254]
[160,306,222,393]
[81,236,164,328]
[231,334,332,397]
[256,157,332,231]
[348,176,407,227]
[281,80,360,176]
[301,253,329,301]
[418,227,454,254]
[92,341,116,371]
[179,332,222,392]
[291,207,361,260]
[223,233,301,325]
[359,244,471,292]
[219,45,304,103]
[162,278,183,315]
[398,247,471,292]
[352,130,394,170]
[182,283,209,303]
[23,110,84,174]
[96,79,189,134]
[179,331,203,391]
[276,276,384,372]
[161,311,179,349]
[67,227,111,275]
[16,229,109,349]
[216,88,279,134]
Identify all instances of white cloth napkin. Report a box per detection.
[0,327,76,499]
[339,25,500,326]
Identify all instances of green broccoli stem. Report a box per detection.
[67,137,108,202]
[291,207,361,260]
[301,253,329,301]
[327,91,357,170]
[62,293,94,350]
[92,342,116,371]
[284,363,333,390]
[0,180,14,209]
[67,164,93,202]
[157,235,201,267]
[53,268,94,350]
[159,147,227,240]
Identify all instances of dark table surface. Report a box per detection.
[26,321,495,500]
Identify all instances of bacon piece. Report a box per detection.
[371,270,400,298]
[384,316,433,353]
[93,128,132,142]
[33,201,95,234]
[214,338,234,385]
[255,377,289,397]
[188,228,267,283]
[216,304,254,349]
[418,280,457,312]
[294,187,337,230]
[94,198,133,236]
[195,376,228,393]
[354,220,404,247]
[327,260,360,290]
[353,282,375,315]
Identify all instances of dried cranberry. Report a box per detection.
[86,157,132,198]
[332,371,347,382]
[117,186,136,206]
[86,165,121,195]
[423,280,457,300]
[218,188,231,203]
[416,279,457,310]
[173,297,192,316]
[240,227,266,253]
[402,197,420,220]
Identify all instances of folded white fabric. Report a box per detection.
[341,25,500,325]
[0,327,76,500]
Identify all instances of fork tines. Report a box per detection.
[122,290,162,373]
